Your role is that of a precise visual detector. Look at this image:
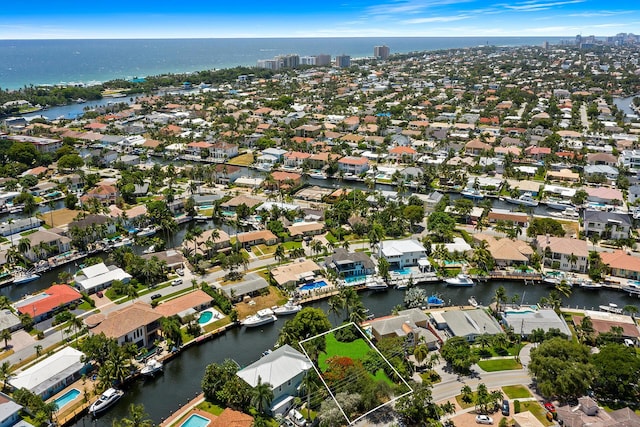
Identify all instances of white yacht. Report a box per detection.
[444,274,475,287]
[365,277,388,290]
[140,358,163,376]
[309,171,327,180]
[461,188,484,200]
[468,296,479,307]
[504,192,539,207]
[241,309,277,327]
[12,272,40,285]
[599,303,623,314]
[142,245,156,254]
[273,300,302,316]
[89,388,124,415]
[136,227,157,238]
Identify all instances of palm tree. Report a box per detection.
[476,333,492,349]
[623,304,638,318]
[0,329,11,350]
[34,344,43,357]
[113,404,153,427]
[17,237,31,259]
[413,343,429,368]
[274,244,286,263]
[0,361,12,391]
[250,376,274,415]
[493,286,507,313]
[327,295,344,323]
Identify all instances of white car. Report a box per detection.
[288,409,307,427]
[171,278,182,286]
[476,415,493,425]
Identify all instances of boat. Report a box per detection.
[343,173,358,181]
[468,296,479,307]
[504,192,539,207]
[599,303,623,314]
[365,277,388,290]
[140,358,163,376]
[542,271,564,286]
[309,171,327,180]
[142,245,156,254]
[136,227,157,238]
[273,300,302,316]
[461,188,484,200]
[578,280,603,290]
[426,294,445,307]
[7,204,24,214]
[394,279,409,289]
[241,309,277,327]
[112,237,133,248]
[545,199,574,210]
[12,272,40,285]
[89,388,124,415]
[254,163,274,172]
[444,274,475,287]
[550,207,579,219]
[194,215,209,222]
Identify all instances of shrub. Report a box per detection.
[514,400,521,414]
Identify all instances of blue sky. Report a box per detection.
[1,0,638,39]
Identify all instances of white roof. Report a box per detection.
[79,262,110,278]
[10,347,85,396]
[237,344,312,390]
[380,239,426,257]
[75,266,132,292]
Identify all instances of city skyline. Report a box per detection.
[1,0,639,40]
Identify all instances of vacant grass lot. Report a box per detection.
[477,358,522,372]
[521,401,554,426]
[502,385,532,399]
[227,152,254,166]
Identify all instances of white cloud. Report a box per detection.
[402,15,470,24]
[502,0,585,12]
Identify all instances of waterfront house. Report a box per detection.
[23,229,72,262]
[220,273,269,302]
[236,230,278,248]
[501,308,571,338]
[154,289,213,320]
[368,308,439,350]
[8,347,88,399]
[600,250,640,279]
[628,184,640,204]
[74,262,132,294]
[534,236,588,273]
[141,249,186,271]
[270,259,323,288]
[378,239,428,269]
[13,284,82,323]
[487,210,529,227]
[585,187,624,205]
[210,141,239,160]
[0,392,26,427]
[473,234,532,267]
[338,156,369,175]
[325,248,375,279]
[283,151,312,168]
[435,309,502,342]
[583,210,631,240]
[185,141,213,157]
[0,217,42,237]
[267,171,302,189]
[555,400,640,427]
[287,221,325,238]
[67,214,117,235]
[80,184,119,206]
[91,301,162,349]
[220,195,262,211]
[236,344,312,416]
[7,135,62,154]
[186,229,231,256]
[388,146,418,163]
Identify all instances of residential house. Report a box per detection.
[534,236,588,273]
[465,139,491,156]
[473,234,532,267]
[619,149,640,173]
[267,171,302,189]
[287,221,325,238]
[185,141,213,157]
[8,347,88,399]
[628,184,640,204]
[0,392,25,427]
[587,152,618,166]
[154,289,213,320]
[436,309,502,342]
[0,217,42,237]
[601,250,640,279]
[236,230,278,248]
[338,156,369,175]
[501,308,571,338]
[0,310,21,334]
[7,135,62,154]
[368,308,439,350]
[220,195,262,211]
[211,141,239,160]
[585,187,624,205]
[583,210,632,240]
[388,146,418,163]
[13,284,82,323]
[220,274,269,301]
[23,229,71,262]
[80,184,119,206]
[236,344,312,415]
[91,301,162,349]
[67,214,117,235]
[294,124,322,138]
[74,262,132,294]
[378,239,427,269]
[487,210,529,227]
[584,165,619,182]
[325,248,376,279]
[186,229,231,256]
[270,259,323,288]
[283,151,311,168]
[524,146,551,160]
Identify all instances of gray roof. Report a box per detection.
[0,393,23,424]
[441,309,503,338]
[583,210,631,226]
[397,308,429,324]
[221,274,268,298]
[0,309,22,331]
[501,308,571,336]
[326,248,375,271]
[0,217,42,235]
[237,344,312,389]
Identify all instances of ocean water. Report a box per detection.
[0,37,565,90]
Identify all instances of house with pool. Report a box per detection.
[8,347,88,399]
[0,392,28,427]
[90,301,162,349]
[236,344,312,416]
[153,289,213,320]
[377,239,428,270]
[270,259,324,289]
[501,308,571,338]
[325,248,376,284]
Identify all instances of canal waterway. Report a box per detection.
[69,279,637,426]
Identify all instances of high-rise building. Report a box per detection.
[335,55,351,68]
[257,59,279,70]
[315,54,331,66]
[374,45,390,60]
[300,56,316,66]
[278,54,300,69]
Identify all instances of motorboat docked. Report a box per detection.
[550,207,579,219]
[599,303,623,314]
[194,215,210,222]
[142,245,156,254]
[504,192,539,207]
[12,272,40,285]
[426,294,445,308]
[273,300,302,316]
[545,199,574,210]
[542,271,565,286]
[578,280,603,290]
[444,274,475,287]
[112,237,133,248]
[309,171,327,180]
[468,296,479,307]
[461,188,484,200]
[365,277,388,290]
[241,308,277,327]
[136,227,157,238]
[89,388,124,415]
[140,358,163,376]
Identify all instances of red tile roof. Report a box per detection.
[17,285,82,317]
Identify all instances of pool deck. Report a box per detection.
[159,393,211,427]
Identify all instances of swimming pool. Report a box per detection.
[180,414,211,427]
[300,280,328,291]
[198,311,213,325]
[393,268,412,276]
[345,276,366,284]
[54,388,80,410]
[221,211,235,217]
[504,307,537,315]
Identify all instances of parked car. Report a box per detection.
[502,400,510,416]
[476,415,493,425]
[288,409,307,427]
[150,293,162,300]
[544,402,556,413]
[96,291,104,298]
[171,278,183,286]
[176,268,184,276]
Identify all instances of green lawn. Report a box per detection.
[455,392,478,409]
[521,401,554,426]
[502,385,532,399]
[477,358,522,372]
[196,401,225,416]
[282,241,302,250]
[318,334,371,371]
[372,368,394,386]
[203,317,231,333]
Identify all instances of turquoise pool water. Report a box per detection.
[198,311,213,325]
[180,414,210,427]
[221,211,235,217]
[198,205,213,209]
[393,268,411,276]
[54,389,80,410]
[300,280,328,291]
[345,275,366,283]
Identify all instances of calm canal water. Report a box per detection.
[69,280,636,426]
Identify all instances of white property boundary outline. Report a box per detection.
[299,322,414,426]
